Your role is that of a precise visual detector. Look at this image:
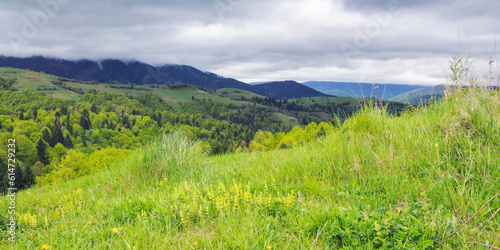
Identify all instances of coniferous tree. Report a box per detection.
[66,114,72,133]
[21,165,36,189]
[15,164,25,190]
[42,128,51,145]
[157,112,162,127]
[0,158,8,194]
[91,103,98,114]
[64,134,73,149]
[36,139,49,165]
[60,107,68,116]
[52,124,64,146]
[32,109,38,120]
[302,117,308,125]
[80,109,91,130]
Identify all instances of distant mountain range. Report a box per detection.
[389,85,446,105]
[302,81,429,100]
[1,55,445,102]
[0,56,328,99]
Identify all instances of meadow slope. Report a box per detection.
[1,88,500,249]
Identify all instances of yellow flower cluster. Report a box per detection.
[25,188,85,227]
[161,180,298,224]
[19,212,38,229]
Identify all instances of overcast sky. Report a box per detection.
[1,0,499,85]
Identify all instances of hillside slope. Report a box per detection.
[1,89,499,249]
[0,56,328,99]
[389,84,446,105]
[302,81,427,100]
[250,80,330,99]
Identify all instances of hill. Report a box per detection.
[0,56,328,99]
[1,67,364,126]
[389,85,447,105]
[1,87,498,248]
[249,80,330,99]
[302,81,428,100]
[0,67,259,108]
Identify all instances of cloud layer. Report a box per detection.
[1,0,498,85]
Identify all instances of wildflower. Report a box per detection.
[267,246,272,250]
[41,245,51,250]
[112,228,119,234]
[194,242,198,246]
[360,196,364,201]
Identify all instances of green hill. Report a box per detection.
[389,85,446,106]
[2,67,399,131]
[2,87,498,248]
[0,67,260,109]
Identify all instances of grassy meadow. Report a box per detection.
[1,85,499,249]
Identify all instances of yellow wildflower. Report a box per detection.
[267,246,272,250]
[112,228,119,234]
[41,245,51,250]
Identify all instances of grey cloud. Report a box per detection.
[0,0,498,85]
[342,0,452,11]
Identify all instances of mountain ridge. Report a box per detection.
[302,81,430,100]
[0,55,328,99]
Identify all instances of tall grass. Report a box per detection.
[1,76,500,248]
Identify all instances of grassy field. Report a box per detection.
[217,88,265,100]
[0,68,81,100]
[0,67,265,108]
[2,87,499,249]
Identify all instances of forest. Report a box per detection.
[0,76,335,192]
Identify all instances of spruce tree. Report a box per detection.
[43,128,51,146]
[91,103,98,114]
[23,165,36,188]
[36,139,49,165]
[0,158,8,194]
[32,109,38,120]
[15,164,25,190]
[80,109,91,130]
[52,124,64,145]
[64,134,73,149]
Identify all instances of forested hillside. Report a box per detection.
[1,81,499,248]
[1,70,355,191]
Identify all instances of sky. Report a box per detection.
[0,0,499,85]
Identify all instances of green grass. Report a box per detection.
[57,82,257,109]
[0,67,81,100]
[0,67,264,109]
[217,88,265,100]
[2,78,500,248]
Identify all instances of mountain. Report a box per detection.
[250,80,330,99]
[0,55,249,89]
[302,81,428,100]
[389,85,447,105]
[248,81,272,85]
[0,55,327,99]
